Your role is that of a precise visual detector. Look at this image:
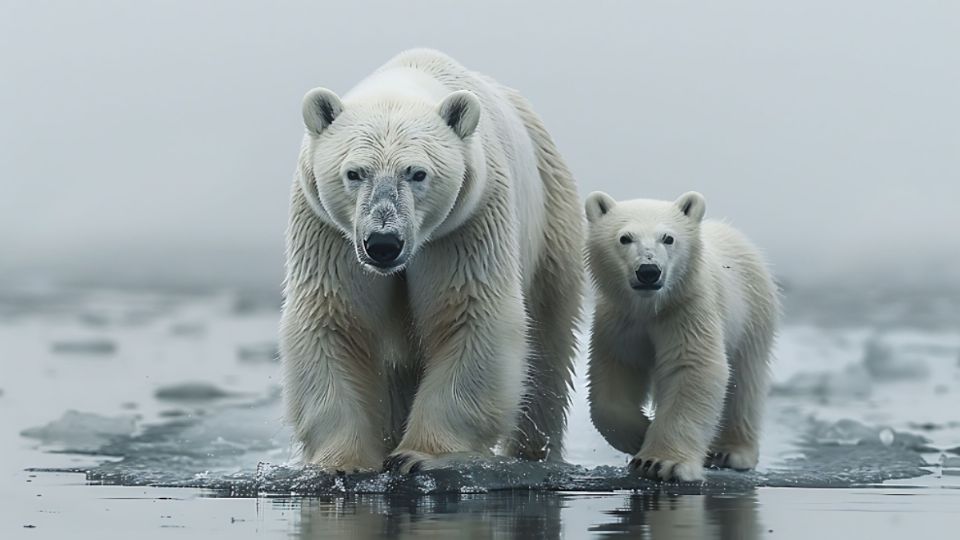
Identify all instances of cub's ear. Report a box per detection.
[585,191,617,223]
[438,90,481,139]
[675,191,706,223]
[302,88,343,136]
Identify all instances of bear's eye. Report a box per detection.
[346,170,361,181]
[411,170,427,182]
[663,235,675,245]
[619,235,632,245]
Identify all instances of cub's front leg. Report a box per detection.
[588,311,654,455]
[384,236,528,473]
[629,318,729,482]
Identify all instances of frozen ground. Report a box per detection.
[1,284,959,538]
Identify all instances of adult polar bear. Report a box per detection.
[281,49,583,473]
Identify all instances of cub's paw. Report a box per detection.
[382,450,435,474]
[628,454,705,483]
[706,446,758,471]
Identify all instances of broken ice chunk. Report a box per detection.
[154,382,236,402]
[862,338,929,380]
[50,339,117,355]
[20,410,136,450]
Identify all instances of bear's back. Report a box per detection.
[701,220,779,353]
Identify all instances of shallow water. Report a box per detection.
[2,285,959,537]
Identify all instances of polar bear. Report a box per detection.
[584,191,779,482]
[281,49,583,473]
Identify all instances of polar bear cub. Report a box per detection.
[584,191,779,482]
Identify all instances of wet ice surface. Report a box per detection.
[2,284,960,537]
[18,394,934,495]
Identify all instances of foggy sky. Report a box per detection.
[2,1,958,291]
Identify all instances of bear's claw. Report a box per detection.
[382,450,433,474]
[706,451,728,469]
[628,455,704,483]
[704,444,759,471]
[382,454,418,474]
[706,447,757,471]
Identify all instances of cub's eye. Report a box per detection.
[346,170,361,181]
[411,170,427,182]
[663,235,675,245]
[619,235,632,245]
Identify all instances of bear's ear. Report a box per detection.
[438,90,481,139]
[302,88,343,136]
[675,191,706,223]
[585,191,617,223]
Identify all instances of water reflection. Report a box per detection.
[591,491,761,539]
[282,492,560,539]
[277,490,760,539]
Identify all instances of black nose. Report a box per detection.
[636,264,662,284]
[363,233,404,265]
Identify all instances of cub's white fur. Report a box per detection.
[282,49,583,473]
[585,191,779,482]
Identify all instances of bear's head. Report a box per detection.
[298,87,483,274]
[585,191,706,302]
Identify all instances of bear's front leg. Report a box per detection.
[629,322,729,483]
[281,281,391,473]
[385,244,528,473]
[588,315,655,455]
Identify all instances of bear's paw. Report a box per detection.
[706,446,759,471]
[628,454,705,483]
[382,450,436,474]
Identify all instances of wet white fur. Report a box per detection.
[282,49,584,472]
[585,192,779,482]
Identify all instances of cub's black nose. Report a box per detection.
[636,264,662,285]
[364,233,404,265]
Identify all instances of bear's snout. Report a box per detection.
[634,264,663,289]
[363,232,404,267]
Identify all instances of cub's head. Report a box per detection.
[299,87,483,274]
[585,191,706,301]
